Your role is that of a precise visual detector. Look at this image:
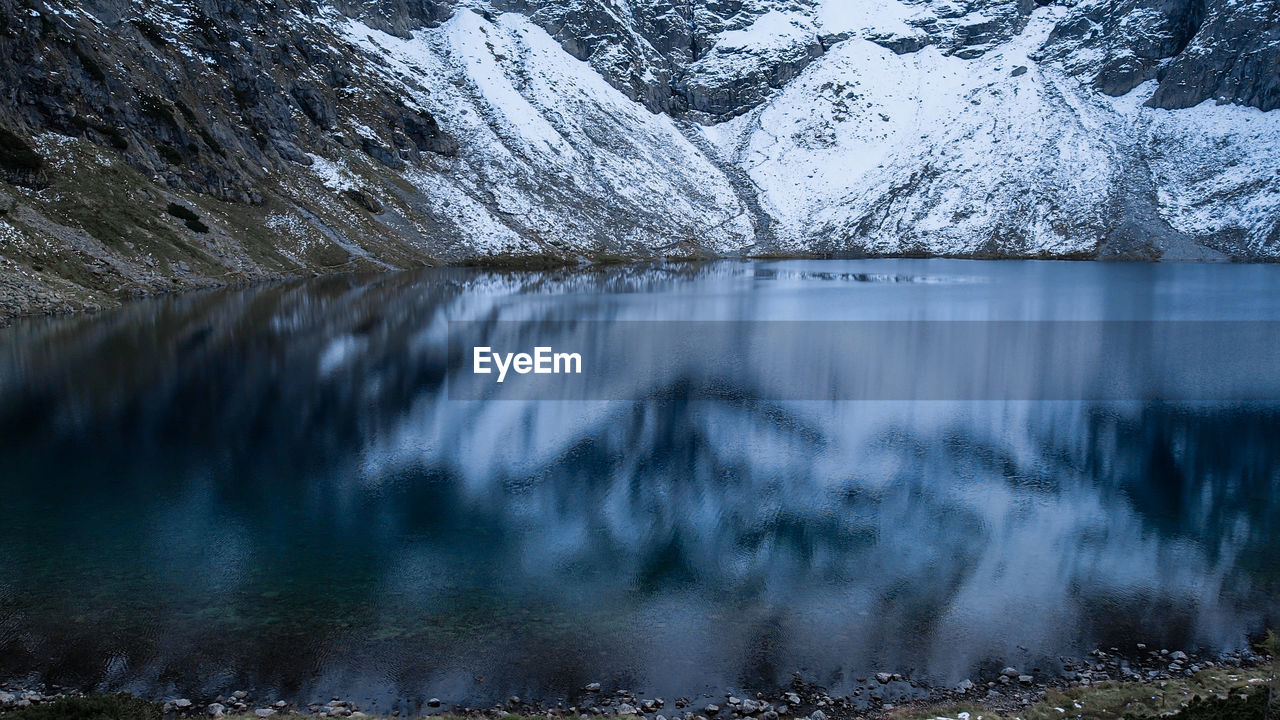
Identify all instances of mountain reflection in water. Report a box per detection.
[0,260,1276,708]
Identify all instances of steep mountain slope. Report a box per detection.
[0,0,754,318]
[0,0,1277,319]
[703,2,1280,258]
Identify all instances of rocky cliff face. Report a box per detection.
[0,0,1277,319]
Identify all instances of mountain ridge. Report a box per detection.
[0,0,1277,319]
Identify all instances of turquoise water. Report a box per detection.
[0,260,1277,708]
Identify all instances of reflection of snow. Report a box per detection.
[2,260,1278,701]
[348,261,1280,693]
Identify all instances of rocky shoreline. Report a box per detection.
[1,644,1273,720]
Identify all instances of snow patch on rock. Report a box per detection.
[337,8,754,257]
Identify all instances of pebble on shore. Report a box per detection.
[0,643,1270,720]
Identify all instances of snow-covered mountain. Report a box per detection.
[0,0,1277,317]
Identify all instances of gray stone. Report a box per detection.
[1149,0,1280,110]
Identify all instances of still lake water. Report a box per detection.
[0,259,1278,709]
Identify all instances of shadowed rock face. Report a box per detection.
[492,0,1045,119]
[328,0,454,37]
[1039,0,1279,111]
[0,0,460,202]
[1147,0,1280,111]
[498,0,1278,118]
[1041,0,1208,96]
[489,0,816,117]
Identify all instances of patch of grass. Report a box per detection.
[1256,630,1279,719]
[889,669,1274,720]
[1258,629,1280,659]
[455,252,575,271]
[16,138,228,292]
[0,694,163,720]
[1157,688,1269,720]
[588,252,632,266]
[307,242,353,267]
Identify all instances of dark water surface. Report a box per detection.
[1,260,1278,709]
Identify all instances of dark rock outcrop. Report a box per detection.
[327,0,453,37]
[1041,0,1207,96]
[1147,0,1280,111]
[1041,0,1278,111]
